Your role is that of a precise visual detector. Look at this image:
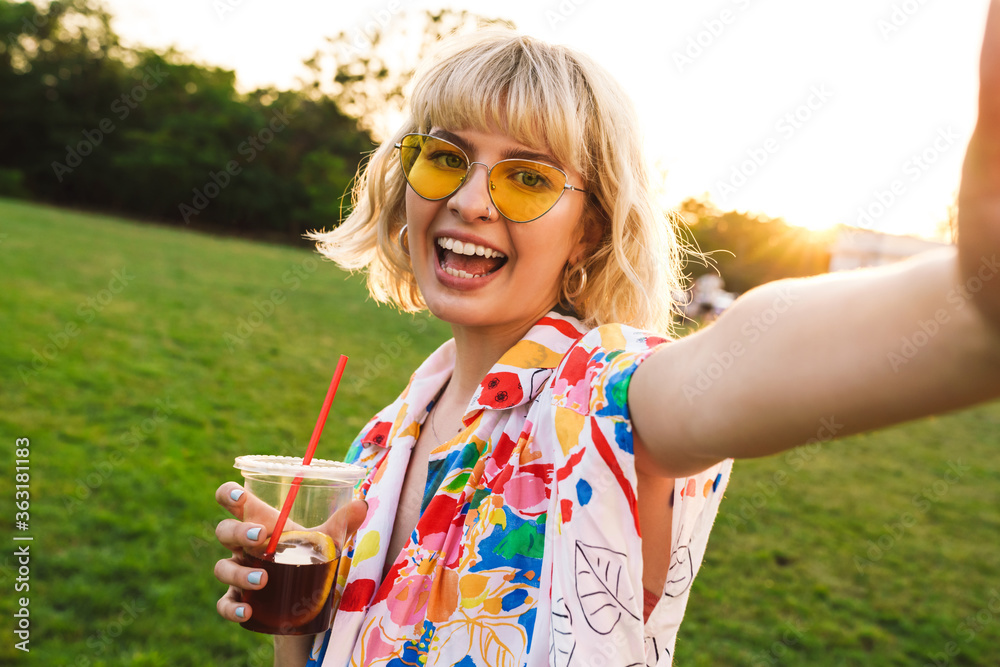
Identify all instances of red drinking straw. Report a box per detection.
[264,354,349,557]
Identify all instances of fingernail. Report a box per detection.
[247,571,262,585]
[246,527,261,541]
[235,606,246,619]
[230,489,244,502]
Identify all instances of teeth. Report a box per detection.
[444,266,483,279]
[436,237,506,259]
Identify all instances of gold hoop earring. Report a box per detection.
[398,224,409,256]
[562,262,588,301]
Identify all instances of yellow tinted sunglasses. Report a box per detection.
[395,133,587,223]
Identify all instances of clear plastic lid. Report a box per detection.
[234,455,366,482]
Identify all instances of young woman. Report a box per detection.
[214,8,1000,665]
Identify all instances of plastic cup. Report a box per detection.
[233,455,365,635]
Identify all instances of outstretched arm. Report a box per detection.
[631,1,1000,478]
[960,1,1000,332]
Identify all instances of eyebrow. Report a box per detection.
[430,129,561,167]
[431,129,474,154]
[503,145,560,165]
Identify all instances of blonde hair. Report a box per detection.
[308,30,683,332]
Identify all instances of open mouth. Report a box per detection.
[436,237,508,279]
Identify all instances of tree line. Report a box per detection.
[678,198,833,294]
[0,0,832,289]
[0,0,374,236]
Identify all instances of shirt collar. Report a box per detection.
[363,311,589,447]
[466,311,588,418]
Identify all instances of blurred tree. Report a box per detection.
[0,0,373,235]
[677,196,833,294]
[303,9,515,140]
[0,0,128,201]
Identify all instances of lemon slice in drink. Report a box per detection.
[274,531,338,563]
[271,531,340,625]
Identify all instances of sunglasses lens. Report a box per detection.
[398,135,468,199]
[397,134,574,222]
[489,161,567,222]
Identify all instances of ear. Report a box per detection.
[570,207,605,265]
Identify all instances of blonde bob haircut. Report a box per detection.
[309,29,683,333]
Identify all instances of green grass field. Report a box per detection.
[1,197,998,666]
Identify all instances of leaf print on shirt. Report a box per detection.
[663,545,693,598]
[574,542,640,635]
[550,596,575,667]
[643,635,668,667]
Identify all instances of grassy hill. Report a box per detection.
[1,198,997,665]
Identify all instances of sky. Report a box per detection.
[101,0,992,239]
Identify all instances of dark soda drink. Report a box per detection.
[238,531,340,635]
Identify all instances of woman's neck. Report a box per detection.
[442,307,551,409]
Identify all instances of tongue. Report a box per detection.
[442,250,504,276]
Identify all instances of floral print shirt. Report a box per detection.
[308,312,732,667]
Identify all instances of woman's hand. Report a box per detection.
[214,481,271,623]
[958,0,1000,332]
[212,481,368,624]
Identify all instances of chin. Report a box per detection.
[426,301,497,328]
[427,294,557,332]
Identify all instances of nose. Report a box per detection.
[447,162,495,223]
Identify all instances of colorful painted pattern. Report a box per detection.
[307,312,732,667]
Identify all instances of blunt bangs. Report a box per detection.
[408,32,590,178]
